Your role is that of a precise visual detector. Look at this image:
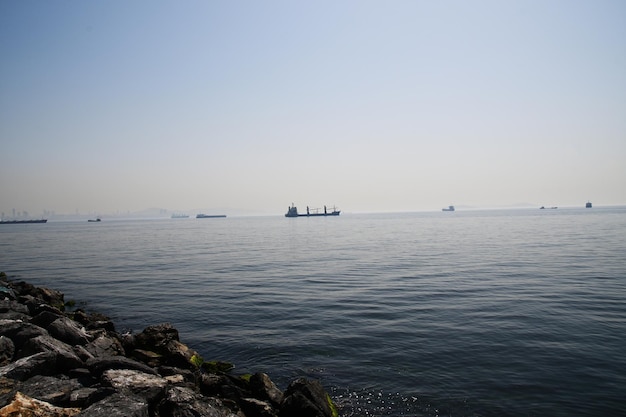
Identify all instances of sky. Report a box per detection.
[1,1,625,216]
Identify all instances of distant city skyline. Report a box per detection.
[2,1,625,217]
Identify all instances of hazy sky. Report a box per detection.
[1,1,625,216]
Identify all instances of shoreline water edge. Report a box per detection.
[0,272,338,417]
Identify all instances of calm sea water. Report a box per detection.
[2,208,625,416]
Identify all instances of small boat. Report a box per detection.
[586,201,592,208]
[285,204,340,217]
[196,214,226,218]
[87,218,101,222]
[442,205,455,212]
[0,219,47,224]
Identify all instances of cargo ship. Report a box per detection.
[285,204,340,217]
[0,219,47,224]
[196,214,226,218]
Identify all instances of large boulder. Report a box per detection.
[132,323,198,369]
[250,372,283,407]
[18,334,84,372]
[47,317,92,346]
[157,386,240,417]
[101,369,168,404]
[86,356,158,378]
[19,375,82,407]
[83,333,125,359]
[76,392,150,417]
[280,378,336,417]
[0,352,58,381]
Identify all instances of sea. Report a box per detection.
[1,207,625,416]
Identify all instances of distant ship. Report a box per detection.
[540,206,558,209]
[285,204,340,217]
[0,219,47,224]
[586,201,592,208]
[196,214,226,218]
[87,218,101,222]
[171,213,190,218]
[442,205,455,212]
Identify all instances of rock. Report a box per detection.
[132,349,163,368]
[132,323,198,369]
[86,356,159,377]
[0,391,81,417]
[67,386,114,409]
[0,278,341,417]
[46,317,92,346]
[0,299,30,318]
[280,378,335,417]
[250,372,283,407]
[18,335,84,371]
[30,310,64,329]
[72,310,116,333]
[4,322,49,351]
[12,281,66,309]
[200,373,248,402]
[157,386,240,417]
[19,375,82,407]
[76,392,150,417]
[101,369,167,403]
[0,376,21,407]
[240,397,278,417]
[133,323,180,351]
[83,333,125,358]
[0,282,16,300]
[0,336,15,366]
[0,352,58,381]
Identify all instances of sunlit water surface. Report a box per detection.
[2,208,625,416]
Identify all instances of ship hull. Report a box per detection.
[0,219,47,224]
[285,211,340,217]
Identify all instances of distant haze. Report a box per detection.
[1,1,625,217]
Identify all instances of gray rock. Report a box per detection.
[19,334,84,372]
[0,335,14,366]
[250,372,284,407]
[76,392,150,417]
[134,323,180,350]
[157,386,240,417]
[6,321,49,350]
[0,298,30,316]
[200,373,248,402]
[83,333,125,358]
[48,316,93,346]
[241,397,278,417]
[19,374,82,407]
[101,369,167,403]
[280,378,334,417]
[30,309,65,328]
[86,355,159,377]
[0,351,58,381]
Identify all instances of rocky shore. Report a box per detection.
[0,272,338,417]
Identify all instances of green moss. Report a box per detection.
[239,373,252,382]
[190,353,204,368]
[201,360,234,373]
[326,393,338,417]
